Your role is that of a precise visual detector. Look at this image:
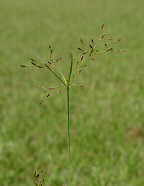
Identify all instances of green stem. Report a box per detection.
[67,87,71,186]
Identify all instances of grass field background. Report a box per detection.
[0,0,144,185]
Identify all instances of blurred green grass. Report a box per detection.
[0,0,144,185]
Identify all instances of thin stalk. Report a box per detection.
[67,86,71,186]
[45,64,66,86]
[52,64,67,84]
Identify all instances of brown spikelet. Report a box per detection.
[107,47,114,52]
[101,24,104,31]
[89,49,94,56]
[83,52,88,55]
[78,47,83,51]
[37,65,43,68]
[76,61,79,66]
[50,49,53,54]
[36,174,40,179]
[100,33,106,39]
[79,70,81,74]
[49,48,53,60]
[43,90,48,93]
[80,38,83,44]
[114,39,121,44]
[31,62,43,68]
[31,58,35,62]
[59,57,62,61]
[20,65,28,68]
[81,56,84,60]
[89,45,93,49]
[31,61,37,66]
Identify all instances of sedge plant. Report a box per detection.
[21,25,125,186]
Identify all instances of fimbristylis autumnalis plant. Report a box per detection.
[21,25,125,186]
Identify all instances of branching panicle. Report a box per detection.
[21,25,125,186]
[21,26,125,99]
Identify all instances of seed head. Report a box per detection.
[78,47,83,51]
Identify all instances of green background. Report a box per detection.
[0,0,143,185]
